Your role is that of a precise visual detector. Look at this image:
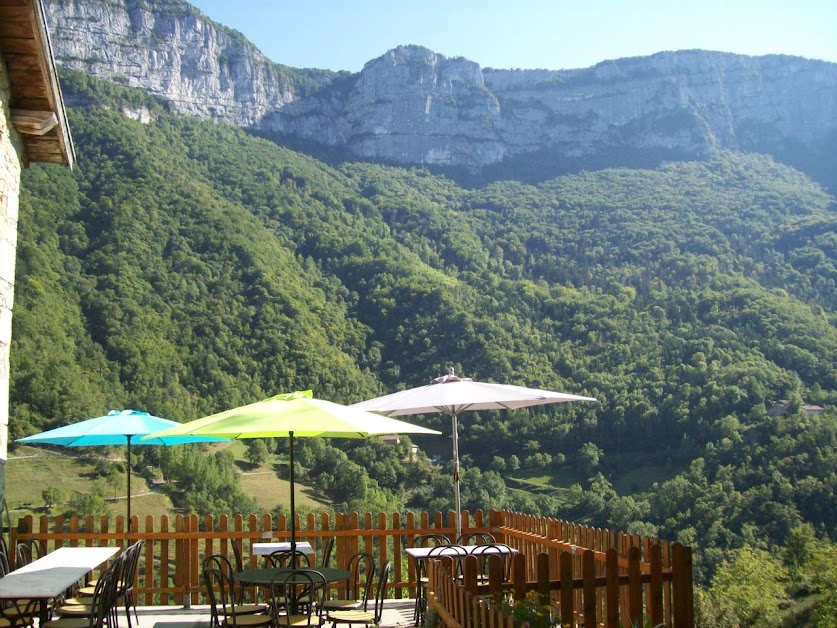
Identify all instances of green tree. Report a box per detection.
[246,439,270,467]
[783,522,817,580]
[65,492,110,521]
[578,442,602,477]
[705,547,787,627]
[42,486,64,510]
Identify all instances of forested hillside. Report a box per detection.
[10,72,837,601]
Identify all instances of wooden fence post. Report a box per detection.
[672,543,694,628]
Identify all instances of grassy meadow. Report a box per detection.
[5,441,326,523]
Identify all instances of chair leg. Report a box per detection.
[124,592,139,628]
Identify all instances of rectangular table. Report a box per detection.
[251,541,314,556]
[0,546,119,625]
[405,544,518,559]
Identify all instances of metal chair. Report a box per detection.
[44,566,117,628]
[455,532,496,545]
[323,553,375,612]
[0,551,39,627]
[469,543,514,584]
[267,550,310,569]
[55,554,124,628]
[119,540,143,628]
[327,561,391,628]
[319,537,335,569]
[14,543,32,569]
[410,535,450,625]
[269,569,328,628]
[204,567,272,628]
[203,555,267,628]
[231,541,245,573]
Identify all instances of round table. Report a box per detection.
[235,567,351,586]
[236,567,351,615]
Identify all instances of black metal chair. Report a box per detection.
[327,561,391,628]
[319,537,335,569]
[469,542,514,584]
[269,569,328,628]
[203,555,267,628]
[204,567,272,628]
[323,553,375,612]
[55,553,125,628]
[267,550,311,569]
[119,540,143,628]
[455,532,496,545]
[45,566,117,628]
[410,534,450,625]
[14,542,32,569]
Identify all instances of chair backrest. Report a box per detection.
[87,565,118,628]
[368,561,392,624]
[0,548,10,576]
[267,549,310,569]
[455,532,496,545]
[270,569,327,627]
[426,544,468,578]
[30,540,46,560]
[14,542,32,568]
[231,540,244,572]
[204,567,239,623]
[412,534,450,549]
[469,543,513,578]
[344,552,376,608]
[123,540,143,591]
[204,554,237,579]
[320,536,335,568]
[426,544,468,558]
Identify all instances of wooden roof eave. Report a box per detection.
[0,0,74,169]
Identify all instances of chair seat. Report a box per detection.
[54,605,94,618]
[322,600,363,611]
[220,614,272,627]
[328,609,375,623]
[1,601,37,617]
[276,613,325,627]
[230,604,268,615]
[76,580,125,597]
[42,618,91,628]
[57,599,93,607]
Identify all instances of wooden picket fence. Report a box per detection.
[11,508,693,626]
[426,546,694,628]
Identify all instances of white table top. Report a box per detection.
[0,546,119,598]
[406,544,518,559]
[252,541,314,556]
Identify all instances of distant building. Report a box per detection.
[379,434,420,459]
[0,0,74,505]
[768,400,825,417]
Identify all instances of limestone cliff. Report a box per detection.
[44,0,337,126]
[44,0,837,178]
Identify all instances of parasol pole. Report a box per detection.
[126,435,132,533]
[452,412,462,539]
[289,431,296,554]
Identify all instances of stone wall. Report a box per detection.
[0,55,23,502]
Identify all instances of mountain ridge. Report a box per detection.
[44,0,837,188]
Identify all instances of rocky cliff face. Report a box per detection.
[44,0,837,176]
[44,0,335,126]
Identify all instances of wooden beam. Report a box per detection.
[3,52,41,72]
[0,20,33,37]
[0,7,32,22]
[0,36,39,54]
[11,109,57,135]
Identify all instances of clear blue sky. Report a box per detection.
[187,0,836,72]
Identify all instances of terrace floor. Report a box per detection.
[132,600,417,628]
